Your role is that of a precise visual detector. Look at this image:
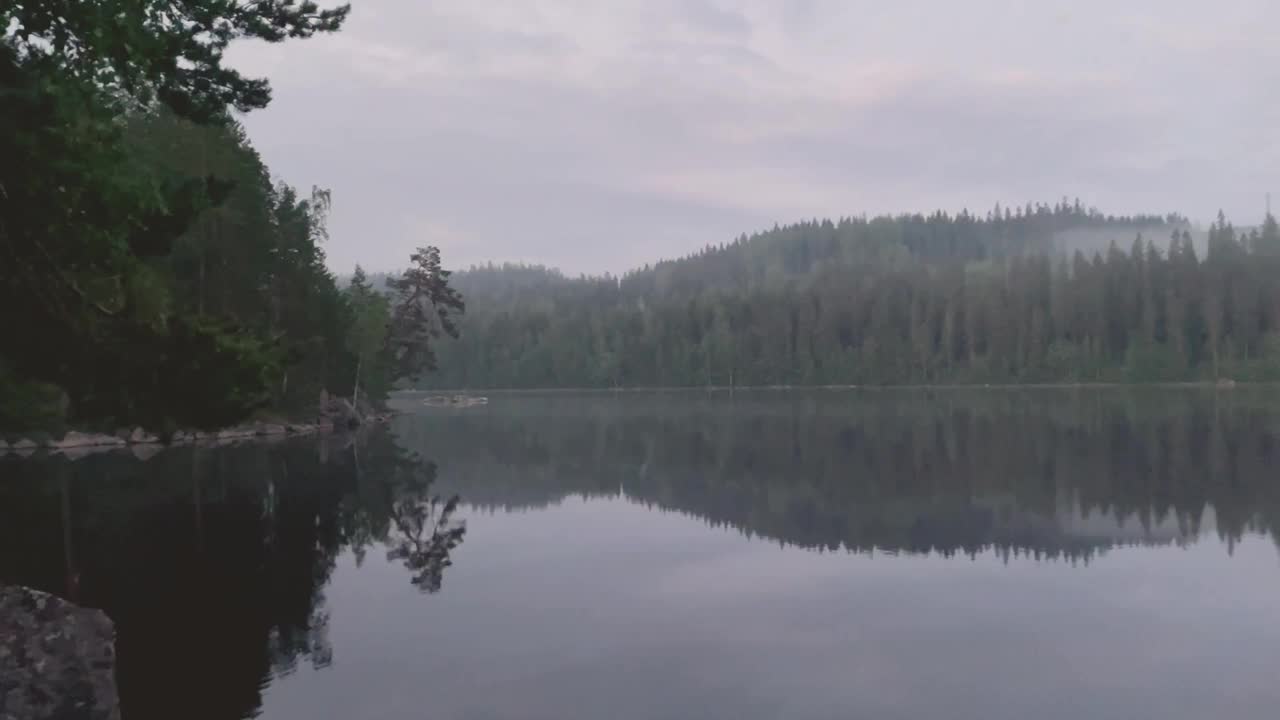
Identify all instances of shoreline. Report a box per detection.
[401,380,1261,395]
[0,415,396,461]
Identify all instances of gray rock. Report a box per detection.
[12,438,38,451]
[319,394,365,428]
[127,428,160,445]
[52,432,122,449]
[259,424,287,436]
[169,430,190,444]
[0,585,119,720]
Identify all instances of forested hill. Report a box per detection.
[618,203,1184,299]
[421,203,1280,389]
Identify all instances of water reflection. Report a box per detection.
[399,388,1280,561]
[4,389,1280,720]
[0,430,465,720]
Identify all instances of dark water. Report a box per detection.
[4,389,1280,719]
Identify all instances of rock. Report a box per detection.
[1216,378,1238,389]
[52,432,122,449]
[0,439,9,453]
[213,427,257,444]
[12,438,38,451]
[319,394,365,429]
[127,427,160,444]
[258,424,287,436]
[0,585,119,720]
[169,430,190,444]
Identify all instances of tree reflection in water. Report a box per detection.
[0,428,466,720]
[374,444,467,593]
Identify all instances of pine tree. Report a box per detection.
[387,248,466,384]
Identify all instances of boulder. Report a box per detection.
[319,394,364,429]
[0,585,119,720]
[12,438,38,451]
[216,427,253,441]
[52,432,122,449]
[127,427,160,444]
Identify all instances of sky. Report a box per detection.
[227,0,1280,275]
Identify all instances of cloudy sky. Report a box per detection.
[228,1,1279,275]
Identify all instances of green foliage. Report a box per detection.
[386,247,465,384]
[1,0,351,430]
[0,364,65,434]
[345,266,394,407]
[3,0,349,121]
[423,210,1280,389]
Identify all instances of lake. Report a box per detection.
[3,389,1280,719]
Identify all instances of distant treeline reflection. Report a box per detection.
[402,389,1280,561]
[0,431,464,720]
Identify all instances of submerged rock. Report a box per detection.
[0,586,119,720]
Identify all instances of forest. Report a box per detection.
[7,3,1279,424]
[420,204,1280,389]
[0,1,459,432]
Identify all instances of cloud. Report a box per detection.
[225,0,1280,274]
[677,0,753,36]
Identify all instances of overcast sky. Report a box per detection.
[228,1,1279,275]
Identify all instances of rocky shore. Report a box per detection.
[0,586,119,720]
[1,395,396,460]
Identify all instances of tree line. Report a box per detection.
[1,2,461,431]
[422,205,1280,389]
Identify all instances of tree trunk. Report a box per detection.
[353,353,362,409]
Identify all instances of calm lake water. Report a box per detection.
[4,389,1280,719]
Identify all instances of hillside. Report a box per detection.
[417,202,1279,390]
